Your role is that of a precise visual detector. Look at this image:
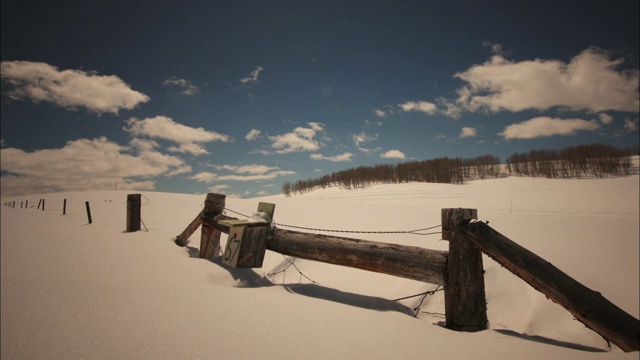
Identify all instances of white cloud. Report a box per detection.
[373,109,388,117]
[208,184,230,193]
[240,66,264,85]
[624,118,639,132]
[193,163,295,184]
[398,101,438,115]
[163,77,199,95]
[216,171,295,181]
[124,116,230,155]
[0,60,149,114]
[211,164,279,174]
[310,152,353,162]
[459,127,477,138]
[454,47,639,113]
[357,147,382,155]
[0,137,189,196]
[380,149,406,159]
[268,122,325,154]
[499,117,600,140]
[245,129,262,141]
[599,113,614,124]
[352,132,378,146]
[189,171,218,183]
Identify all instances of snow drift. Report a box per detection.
[1,162,638,359]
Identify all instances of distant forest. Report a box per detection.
[281,144,638,196]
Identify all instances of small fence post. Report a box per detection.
[85,201,92,224]
[42,199,45,211]
[126,194,141,232]
[63,199,67,215]
[25,200,28,209]
[200,193,225,259]
[442,208,487,332]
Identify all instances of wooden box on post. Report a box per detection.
[220,202,275,268]
[221,221,270,268]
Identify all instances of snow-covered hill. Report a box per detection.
[1,168,638,359]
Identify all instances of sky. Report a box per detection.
[1,0,638,198]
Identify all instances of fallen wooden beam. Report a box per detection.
[175,209,204,247]
[266,229,447,286]
[462,222,639,352]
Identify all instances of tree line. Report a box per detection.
[282,154,501,196]
[281,144,637,196]
[506,143,636,179]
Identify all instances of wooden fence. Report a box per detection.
[175,193,639,352]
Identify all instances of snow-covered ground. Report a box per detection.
[2,160,638,359]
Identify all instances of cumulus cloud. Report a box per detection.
[454,47,639,113]
[380,149,406,159]
[268,122,325,154]
[310,152,353,162]
[189,171,218,183]
[459,127,477,138]
[398,101,438,115]
[163,77,199,95]
[499,117,600,140]
[0,60,149,114]
[124,116,230,155]
[245,129,262,141]
[0,137,189,196]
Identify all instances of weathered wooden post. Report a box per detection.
[442,208,487,332]
[25,200,28,209]
[85,201,92,224]
[126,194,141,232]
[63,199,67,215]
[200,193,225,259]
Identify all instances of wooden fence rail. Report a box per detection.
[461,222,639,352]
[174,193,639,352]
[266,228,447,286]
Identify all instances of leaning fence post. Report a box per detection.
[85,201,92,224]
[442,208,487,332]
[126,194,141,232]
[200,193,225,259]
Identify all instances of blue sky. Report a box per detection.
[1,0,638,197]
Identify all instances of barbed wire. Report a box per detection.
[266,254,318,284]
[223,207,443,236]
[393,286,443,317]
